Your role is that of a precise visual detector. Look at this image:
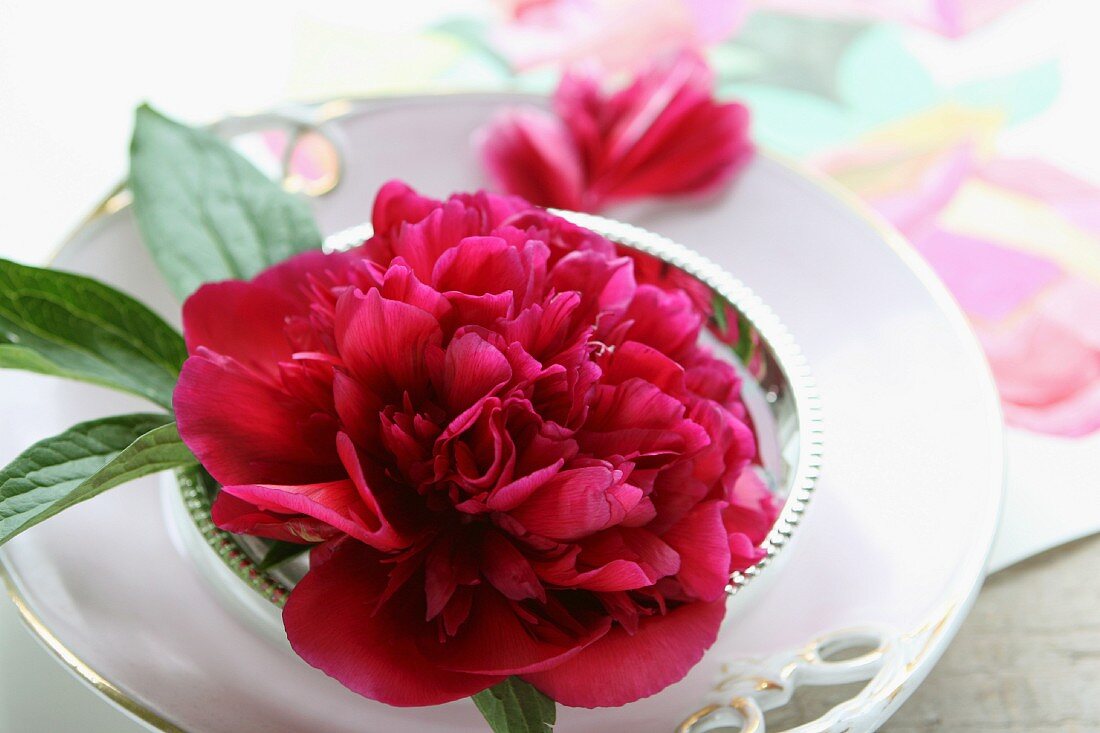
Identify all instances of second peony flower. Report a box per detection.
[173,181,776,709]
[477,50,754,212]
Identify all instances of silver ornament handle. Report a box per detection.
[678,612,954,733]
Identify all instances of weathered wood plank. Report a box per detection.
[764,534,1100,732]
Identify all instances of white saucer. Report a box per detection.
[0,94,1003,733]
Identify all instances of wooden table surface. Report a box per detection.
[767,534,1100,732]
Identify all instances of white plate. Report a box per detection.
[0,94,1003,733]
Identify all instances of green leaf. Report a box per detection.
[258,540,312,570]
[0,414,196,545]
[0,258,187,408]
[711,291,730,335]
[129,104,323,300]
[732,309,755,365]
[472,677,555,733]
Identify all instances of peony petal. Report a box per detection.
[477,107,586,210]
[725,469,779,546]
[184,250,355,369]
[379,263,453,321]
[486,458,565,511]
[430,587,610,675]
[484,49,752,211]
[503,208,617,264]
[252,248,358,296]
[371,180,441,237]
[535,528,679,591]
[601,340,686,391]
[549,250,637,316]
[662,500,732,602]
[535,552,655,592]
[385,202,484,280]
[510,465,627,541]
[205,249,361,363]
[521,597,727,707]
[221,480,399,550]
[623,284,703,358]
[729,531,766,573]
[284,539,501,706]
[440,332,513,412]
[579,378,710,465]
[335,287,442,400]
[498,292,586,362]
[480,530,546,602]
[335,432,419,551]
[174,350,341,485]
[210,491,340,544]
[182,281,297,376]
[331,370,384,448]
[432,236,531,298]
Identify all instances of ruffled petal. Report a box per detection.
[478,107,586,210]
[174,350,341,485]
[439,332,512,413]
[480,530,546,602]
[662,500,732,602]
[210,491,340,544]
[429,588,611,676]
[220,479,406,550]
[521,597,727,707]
[370,180,441,236]
[182,281,297,375]
[510,465,636,541]
[481,49,752,211]
[283,539,501,706]
[334,287,442,400]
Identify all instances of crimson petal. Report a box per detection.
[335,287,442,400]
[210,492,340,544]
[174,351,341,485]
[429,588,610,676]
[478,108,586,211]
[521,598,727,708]
[510,465,629,541]
[283,539,501,706]
[221,480,397,550]
[662,500,732,602]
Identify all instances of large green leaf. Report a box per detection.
[0,258,187,408]
[129,104,323,300]
[0,414,195,545]
[473,677,556,733]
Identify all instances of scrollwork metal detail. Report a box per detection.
[678,609,956,733]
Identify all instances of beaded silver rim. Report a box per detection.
[180,213,824,603]
[555,211,824,594]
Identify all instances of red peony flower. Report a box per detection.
[477,49,754,212]
[174,181,775,708]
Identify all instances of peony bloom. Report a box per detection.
[478,50,754,212]
[174,181,774,708]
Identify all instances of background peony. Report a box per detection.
[478,50,754,212]
[174,181,775,708]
